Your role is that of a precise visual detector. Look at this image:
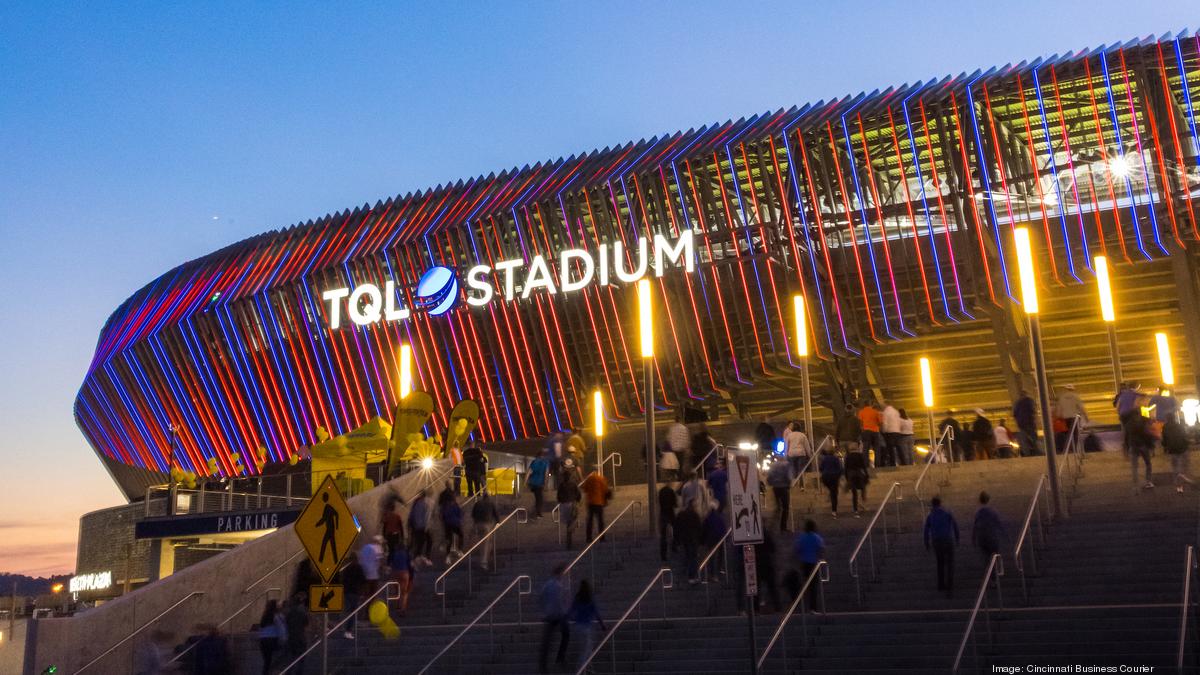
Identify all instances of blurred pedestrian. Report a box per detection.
[658,482,678,562]
[557,466,582,549]
[190,623,231,675]
[994,419,1014,459]
[257,600,287,675]
[859,401,884,467]
[538,564,570,673]
[472,489,500,571]
[923,497,960,597]
[971,492,1005,563]
[940,410,967,462]
[836,403,862,454]
[971,409,994,461]
[528,453,549,518]
[462,444,488,496]
[680,470,709,515]
[1013,392,1039,457]
[359,535,385,596]
[792,519,825,612]
[675,499,703,584]
[337,551,365,640]
[897,408,915,466]
[408,488,434,568]
[668,414,691,474]
[1129,411,1156,491]
[844,446,870,517]
[440,492,464,564]
[1164,418,1193,493]
[134,629,174,675]
[818,447,844,518]
[580,465,610,544]
[708,459,729,513]
[387,540,414,616]
[284,592,309,672]
[766,456,792,531]
[570,580,606,671]
[379,492,405,556]
[785,420,812,479]
[881,401,902,468]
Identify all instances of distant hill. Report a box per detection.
[0,572,72,596]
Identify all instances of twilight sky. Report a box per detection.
[0,1,1194,576]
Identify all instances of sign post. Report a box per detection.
[728,449,762,674]
[295,475,360,673]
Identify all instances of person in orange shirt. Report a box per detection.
[580,466,610,544]
[858,401,885,468]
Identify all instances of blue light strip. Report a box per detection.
[1031,67,1081,281]
[1100,51,1151,260]
[902,87,955,319]
[781,128,836,354]
[217,303,282,459]
[177,320,243,464]
[840,113,894,336]
[1176,39,1200,173]
[101,363,162,470]
[340,263,384,416]
[965,75,1015,299]
[724,143,779,355]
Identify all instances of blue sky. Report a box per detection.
[0,1,1193,575]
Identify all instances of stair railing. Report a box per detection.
[1060,415,1084,499]
[696,443,724,478]
[914,425,954,505]
[698,528,732,612]
[847,481,903,604]
[76,591,205,673]
[792,435,833,492]
[1177,545,1199,672]
[599,451,623,490]
[756,560,829,671]
[167,587,279,666]
[1014,474,1052,602]
[433,507,528,617]
[418,575,532,675]
[574,567,673,675]
[278,581,400,674]
[952,553,1005,673]
[563,501,643,590]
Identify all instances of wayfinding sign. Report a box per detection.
[295,475,360,583]
[729,449,763,545]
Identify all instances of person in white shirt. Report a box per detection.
[881,402,902,467]
[897,408,916,466]
[666,416,690,473]
[993,419,1014,459]
[784,421,812,479]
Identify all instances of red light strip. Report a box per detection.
[948,93,997,303]
[825,123,878,342]
[713,151,772,370]
[766,135,824,358]
[855,114,905,325]
[1015,72,1062,283]
[795,129,856,342]
[917,101,967,310]
[739,142,791,365]
[683,160,743,381]
[1157,43,1199,239]
[1083,56,1130,261]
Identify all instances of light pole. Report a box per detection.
[919,357,936,457]
[593,389,605,472]
[399,343,413,400]
[1095,255,1122,393]
[1156,333,1175,387]
[638,278,658,534]
[1014,227,1061,518]
[793,295,813,454]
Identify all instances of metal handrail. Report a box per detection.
[791,435,833,490]
[1014,474,1051,602]
[756,560,829,670]
[1060,415,1084,493]
[167,587,280,664]
[1178,545,1198,671]
[418,575,532,675]
[563,501,642,587]
[76,591,205,673]
[847,481,903,604]
[600,451,623,490]
[434,507,528,616]
[278,580,400,674]
[575,568,673,675]
[952,553,1005,673]
[914,425,954,504]
[696,443,724,477]
[699,529,732,611]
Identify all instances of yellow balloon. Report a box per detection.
[368,600,388,626]
[288,453,300,466]
[380,621,400,640]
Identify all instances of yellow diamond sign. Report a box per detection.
[295,475,360,583]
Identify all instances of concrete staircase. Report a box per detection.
[251,447,1198,674]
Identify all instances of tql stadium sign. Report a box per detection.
[322,229,695,329]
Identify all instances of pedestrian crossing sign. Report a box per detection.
[728,449,763,545]
[308,584,345,613]
[296,475,360,583]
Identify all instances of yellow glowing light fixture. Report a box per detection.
[51,583,64,593]
[1156,332,1175,386]
[593,389,605,439]
[793,294,808,358]
[1014,227,1039,314]
[399,343,413,399]
[1094,255,1115,323]
[637,278,654,358]
[919,357,934,408]
[420,456,434,470]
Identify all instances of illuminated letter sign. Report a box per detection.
[324,229,694,328]
[69,571,113,593]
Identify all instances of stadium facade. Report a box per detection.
[78,32,1200,499]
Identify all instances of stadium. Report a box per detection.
[77,32,1200,503]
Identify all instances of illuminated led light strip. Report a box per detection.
[1014,72,1063,283]
[902,91,955,320]
[947,92,997,304]
[1100,51,1151,260]
[100,364,161,469]
[178,320,248,469]
[794,130,853,350]
[1083,56,1130,260]
[150,332,232,472]
[342,261,396,418]
[724,144,780,363]
[916,101,970,317]
[163,321,237,472]
[965,77,1015,299]
[256,288,320,444]
[982,80,1023,269]
[711,150,771,372]
[297,281,350,434]
[1137,56,1185,248]
[526,204,582,421]
[135,340,209,472]
[113,358,174,468]
[191,317,264,458]
[122,351,181,461]
[781,128,837,353]
[434,231,497,439]
[839,115,893,338]
[470,224,534,436]
[77,396,134,465]
[854,114,906,333]
[683,160,746,383]
[584,188,650,403]
[1118,49,1167,256]
[323,269,372,425]
[826,122,881,341]
[1048,65,1094,269]
[144,335,220,471]
[234,299,302,455]
[1030,67,1080,281]
[214,301,283,456]
[656,166,720,390]
[396,246,457,430]
[738,142,794,365]
[1176,38,1200,184]
[1159,42,1198,240]
[279,285,331,435]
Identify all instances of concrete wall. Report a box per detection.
[23,462,444,675]
[75,503,156,598]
